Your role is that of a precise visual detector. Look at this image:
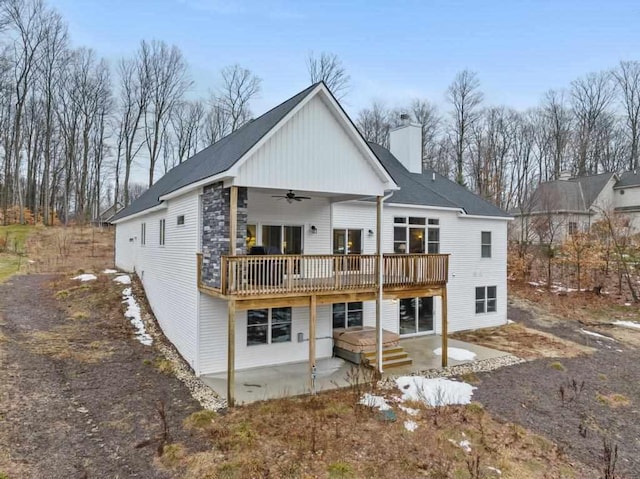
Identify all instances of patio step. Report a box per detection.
[362,347,413,369]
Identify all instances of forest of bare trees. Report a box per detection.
[356,64,640,214]
[2,0,640,225]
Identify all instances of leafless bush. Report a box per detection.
[558,378,585,406]
[601,438,618,479]
[466,452,482,479]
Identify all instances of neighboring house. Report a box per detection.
[511,172,619,244]
[94,202,122,226]
[110,82,510,404]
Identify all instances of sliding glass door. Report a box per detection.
[399,297,434,335]
[261,225,303,254]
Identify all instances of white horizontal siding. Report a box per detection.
[198,294,333,375]
[114,191,200,369]
[247,190,331,254]
[236,94,387,197]
[332,201,509,334]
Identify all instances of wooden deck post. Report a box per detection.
[229,186,238,256]
[309,295,317,391]
[227,299,236,406]
[441,286,448,368]
[375,196,383,374]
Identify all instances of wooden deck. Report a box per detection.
[198,253,448,302]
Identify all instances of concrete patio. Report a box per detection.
[200,335,510,405]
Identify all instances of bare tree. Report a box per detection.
[570,71,615,175]
[356,102,390,147]
[116,54,149,206]
[171,99,204,164]
[613,61,640,170]
[2,0,49,223]
[306,51,350,100]
[447,70,483,185]
[141,40,191,186]
[541,89,572,179]
[216,64,261,132]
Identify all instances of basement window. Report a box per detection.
[177,215,185,226]
[476,286,497,314]
[247,307,292,345]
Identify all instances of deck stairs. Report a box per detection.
[362,346,412,369]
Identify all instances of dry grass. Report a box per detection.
[162,390,589,479]
[25,225,114,274]
[20,274,129,364]
[596,393,631,408]
[453,323,593,360]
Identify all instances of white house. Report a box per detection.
[511,170,640,244]
[111,82,510,404]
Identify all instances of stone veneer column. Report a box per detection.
[201,182,248,288]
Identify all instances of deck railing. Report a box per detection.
[201,253,448,297]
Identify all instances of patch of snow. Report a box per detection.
[27,259,35,264]
[613,320,640,330]
[433,347,477,362]
[506,319,515,324]
[459,439,472,452]
[580,329,616,341]
[395,377,476,407]
[359,393,391,411]
[113,275,131,285]
[528,281,540,287]
[487,466,502,475]
[624,302,632,306]
[399,405,419,416]
[536,288,545,293]
[121,287,152,346]
[72,273,97,282]
[404,420,418,432]
[103,269,118,274]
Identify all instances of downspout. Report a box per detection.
[376,191,395,375]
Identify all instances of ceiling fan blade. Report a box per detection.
[297,196,311,200]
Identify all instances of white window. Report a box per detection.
[394,217,439,253]
[333,229,362,255]
[159,219,166,246]
[476,286,497,314]
[481,231,492,258]
[247,307,292,345]
[332,302,363,329]
[141,223,146,246]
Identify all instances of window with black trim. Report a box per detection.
[332,302,363,329]
[159,219,166,246]
[141,223,146,246]
[247,307,292,345]
[475,286,497,314]
[568,222,578,235]
[177,215,185,226]
[481,231,491,258]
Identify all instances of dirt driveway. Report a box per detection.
[473,298,640,478]
[0,274,203,478]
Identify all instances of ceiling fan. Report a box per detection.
[272,190,311,204]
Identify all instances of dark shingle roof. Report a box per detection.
[525,172,614,214]
[368,143,510,218]
[111,83,320,222]
[616,171,640,188]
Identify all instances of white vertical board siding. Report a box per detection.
[236,94,387,196]
[113,191,200,369]
[247,190,331,254]
[332,201,509,333]
[198,294,333,374]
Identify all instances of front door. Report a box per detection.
[399,297,434,335]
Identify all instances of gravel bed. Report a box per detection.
[132,279,227,411]
[377,355,526,389]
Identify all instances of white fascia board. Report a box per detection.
[158,173,231,202]
[110,203,168,224]
[227,83,399,191]
[384,201,464,213]
[458,213,513,221]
